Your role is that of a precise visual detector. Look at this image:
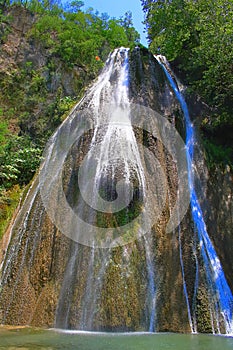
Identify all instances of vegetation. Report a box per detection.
[0,0,140,235]
[141,0,233,166]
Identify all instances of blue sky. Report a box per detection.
[83,0,148,46]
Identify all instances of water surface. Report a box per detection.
[0,327,233,350]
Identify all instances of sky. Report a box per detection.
[83,0,148,47]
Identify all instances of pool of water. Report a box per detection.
[0,327,232,350]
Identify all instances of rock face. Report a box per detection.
[206,167,233,291]
[0,48,232,334]
[0,5,89,93]
[0,5,93,145]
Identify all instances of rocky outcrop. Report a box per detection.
[0,5,93,146]
[0,47,232,334]
[206,166,233,291]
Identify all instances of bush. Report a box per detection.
[0,134,42,189]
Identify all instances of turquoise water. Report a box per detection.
[0,328,233,350]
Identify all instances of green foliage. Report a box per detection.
[105,20,128,48]
[120,11,140,44]
[0,184,22,239]
[0,119,41,236]
[30,1,140,67]
[0,4,10,43]
[69,1,84,12]
[0,62,47,110]
[142,0,233,110]
[44,90,77,129]
[0,120,8,146]
[0,1,141,240]
[0,132,42,189]
[203,139,232,169]
[0,1,141,208]
[142,0,233,166]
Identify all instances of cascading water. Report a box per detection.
[156,55,233,334]
[54,47,151,330]
[0,48,232,334]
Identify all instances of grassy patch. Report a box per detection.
[0,185,22,239]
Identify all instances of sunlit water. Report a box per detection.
[0,327,232,350]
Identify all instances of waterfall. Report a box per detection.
[156,55,233,334]
[0,179,41,323]
[0,47,232,334]
[53,47,156,331]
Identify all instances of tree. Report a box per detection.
[142,0,233,161]
[106,19,128,48]
[141,0,233,110]
[0,0,10,10]
[66,0,84,12]
[120,11,140,44]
